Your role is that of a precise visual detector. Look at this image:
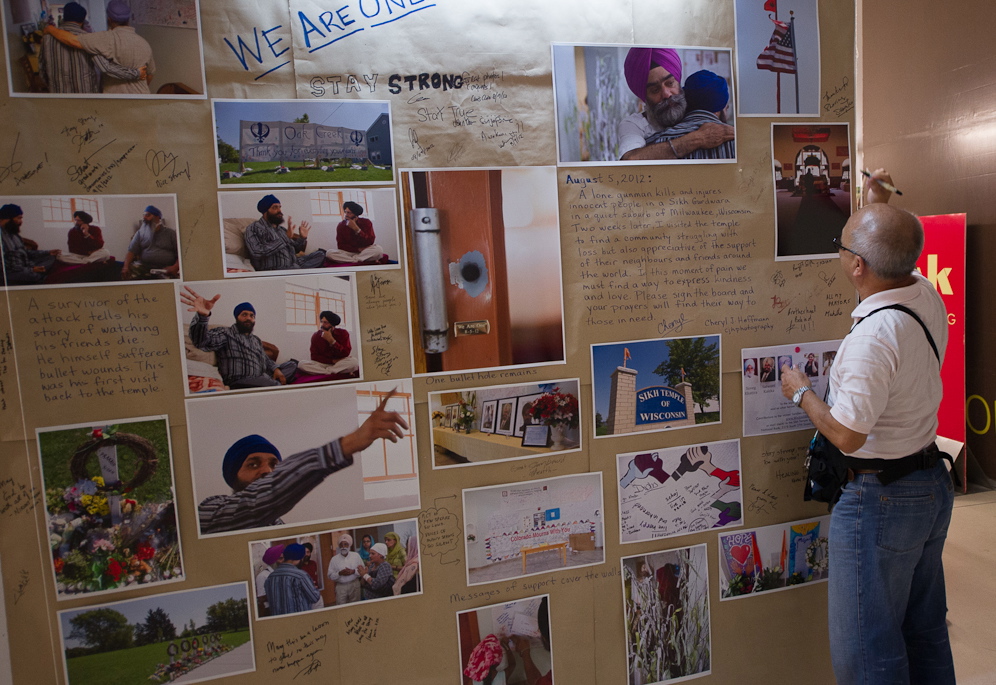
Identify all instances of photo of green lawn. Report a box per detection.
[213,99,394,187]
[59,582,254,685]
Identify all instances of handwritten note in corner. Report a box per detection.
[267,620,329,677]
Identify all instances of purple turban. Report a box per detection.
[106,0,131,23]
[262,544,285,565]
[684,70,729,113]
[624,47,682,102]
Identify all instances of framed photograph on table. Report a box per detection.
[513,392,544,438]
[522,425,551,448]
[495,398,517,436]
[480,400,498,433]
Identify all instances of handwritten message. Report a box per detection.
[0,329,13,413]
[449,565,621,604]
[510,455,567,480]
[418,499,460,559]
[760,444,807,484]
[0,478,41,517]
[344,615,379,643]
[823,76,854,117]
[23,290,172,405]
[563,176,770,337]
[226,1,443,81]
[267,620,329,677]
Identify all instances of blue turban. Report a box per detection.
[144,205,162,218]
[684,70,729,113]
[0,204,23,220]
[624,47,682,102]
[63,2,87,23]
[282,543,306,561]
[257,194,280,214]
[233,302,255,318]
[223,434,281,489]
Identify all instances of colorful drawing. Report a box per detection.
[617,440,742,543]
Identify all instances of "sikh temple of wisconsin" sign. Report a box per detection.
[239,120,368,162]
[635,386,689,425]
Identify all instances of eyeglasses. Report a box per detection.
[831,236,862,259]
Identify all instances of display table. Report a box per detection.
[432,428,563,462]
[520,541,568,573]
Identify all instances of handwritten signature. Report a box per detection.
[293,654,322,679]
[13,570,28,605]
[0,132,48,187]
[369,272,391,299]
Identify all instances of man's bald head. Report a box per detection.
[844,203,923,281]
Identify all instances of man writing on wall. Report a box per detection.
[181,288,296,388]
[780,170,955,684]
[244,195,326,271]
[198,390,409,535]
[298,310,360,377]
[618,47,734,161]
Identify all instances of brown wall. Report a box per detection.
[861,0,996,478]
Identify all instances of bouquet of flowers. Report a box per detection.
[528,388,580,428]
[457,393,477,431]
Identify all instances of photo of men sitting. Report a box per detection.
[219,188,400,275]
[180,274,361,394]
[0,196,180,287]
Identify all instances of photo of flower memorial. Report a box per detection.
[39,416,183,598]
[718,516,830,600]
[57,582,254,685]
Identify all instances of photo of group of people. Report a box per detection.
[0,195,180,287]
[250,518,420,619]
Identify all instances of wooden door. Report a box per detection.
[410,170,512,373]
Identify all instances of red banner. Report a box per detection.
[917,214,966,444]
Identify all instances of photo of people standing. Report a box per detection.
[250,520,420,619]
[4,0,206,97]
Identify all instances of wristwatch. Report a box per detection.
[792,386,811,407]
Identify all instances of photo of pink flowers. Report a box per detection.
[38,415,184,600]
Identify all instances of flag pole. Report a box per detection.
[790,12,799,113]
[774,6,781,113]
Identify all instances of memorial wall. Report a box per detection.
[0,0,856,683]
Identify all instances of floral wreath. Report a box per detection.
[806,537,829,574]
[69,429,158,494]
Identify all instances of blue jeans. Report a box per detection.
[828,460,955,684]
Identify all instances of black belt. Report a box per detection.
[844,443,953,486]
